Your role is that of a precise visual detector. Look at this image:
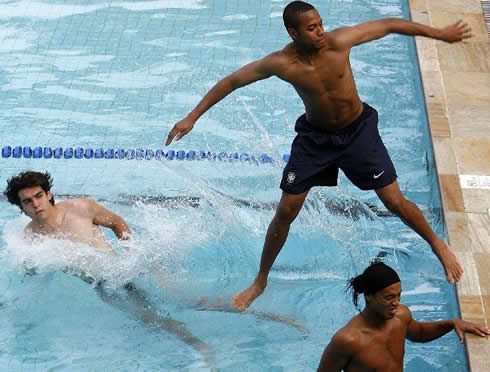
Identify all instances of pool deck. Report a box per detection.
[408,1,490,371]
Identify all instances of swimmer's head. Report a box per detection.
[347,260,401,318]
[283,2,325,50]
[4,171,55,212]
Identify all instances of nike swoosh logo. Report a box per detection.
[373,171,385,179]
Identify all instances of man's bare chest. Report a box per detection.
[350,329,406,371]
[284,58,351,94]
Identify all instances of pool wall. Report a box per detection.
[408,0,490,370]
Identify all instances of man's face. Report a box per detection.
[290,10,326,49]
[367,282,402,320]
[18,186,53,222]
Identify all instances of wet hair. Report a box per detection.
[346,260,401,310]
[283,1,315,30]
[4,171,55,209]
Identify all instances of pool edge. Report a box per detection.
[408,1,490,371]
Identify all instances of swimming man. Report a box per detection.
[4,170,306,367]
[317,261,489,371]
[4,170,131,253]
[3,170,219,366]
[166,1,471,311]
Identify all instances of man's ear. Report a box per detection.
[287,27,299,41]
[365,294,373,305]
[47,190,53,204]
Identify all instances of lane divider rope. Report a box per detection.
[1,146,290,164]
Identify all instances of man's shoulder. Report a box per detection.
[395,304,413,323]
[263,46,294,67]
[58,198,97,214]
[326,27,356,50]
[60,197,95,206]
[330,320,363,353]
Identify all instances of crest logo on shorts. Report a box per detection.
[287,171,296,184]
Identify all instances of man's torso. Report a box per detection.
[343,314,407,371]
[29,199,113,253]
[274,36,364,131]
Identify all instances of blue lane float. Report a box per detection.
[1,146,290,164]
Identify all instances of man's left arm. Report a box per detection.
[406,307,489,343]
[334,18,472,48]
[88,199,132,240]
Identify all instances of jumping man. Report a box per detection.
[166,1,471,311]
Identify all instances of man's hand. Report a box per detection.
[166,117,195,146]
[439,20,472,43]
[453,319,490,343]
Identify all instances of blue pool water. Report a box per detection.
[0,0,468,370]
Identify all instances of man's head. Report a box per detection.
[283,1,325,49]
[347,260,402,319]
[4,171,55,220]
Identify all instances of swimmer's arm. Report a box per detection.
[88,199,132,240]
[405,305,490,343]
[166,53,281,145]
[333,18,471,48]
[317,331,354,371]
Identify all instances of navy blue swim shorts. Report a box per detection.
[280,103,397,194]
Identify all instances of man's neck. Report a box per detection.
[360,307,389,328]
[293,41,327,64]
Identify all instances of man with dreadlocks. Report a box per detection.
[317,261,489,371]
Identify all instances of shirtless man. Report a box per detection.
[317,261,489,371]
[3,170,220,366]
[3,170,305,368]
[166,1,471,311]
[4,170,131,252]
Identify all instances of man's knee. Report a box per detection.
[381,194,407,214]
[275,202,302,224]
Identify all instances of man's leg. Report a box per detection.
[95,283,215,368]
[232,190,309,311]
[375,181,463,283]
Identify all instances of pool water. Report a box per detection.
[0,0,468,370]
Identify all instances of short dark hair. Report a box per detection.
[346,259,401,310]
[4,171,54,209]
[283,1,315,30]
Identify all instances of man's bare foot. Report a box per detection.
[432,240,463,283]
[232,280,266,312]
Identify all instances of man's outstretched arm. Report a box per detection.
[334,18,472,48]
[165,54,280,145]
[405,306,490,343]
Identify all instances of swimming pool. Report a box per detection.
[0,0,468,370]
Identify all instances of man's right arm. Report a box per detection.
[317,331,354,371]
[165,54,280,145]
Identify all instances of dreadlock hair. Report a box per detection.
[4,171,55,209]
[346,259,401,311]
[283,1,315,30]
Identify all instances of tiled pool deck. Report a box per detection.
[408,1,490,370]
